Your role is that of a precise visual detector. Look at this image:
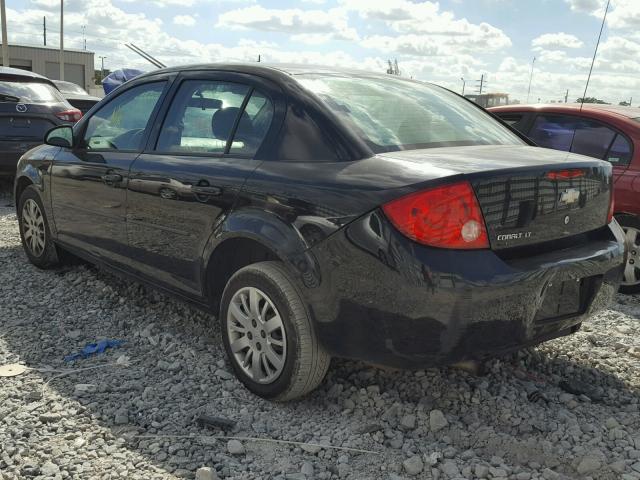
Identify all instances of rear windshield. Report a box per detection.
[56,81,88,95]
[297,75,523,153]
[0,80,65,103]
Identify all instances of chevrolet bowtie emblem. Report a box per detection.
[559,188,580,205]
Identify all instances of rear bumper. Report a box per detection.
[0,142,42,176]
[305,211,626,369]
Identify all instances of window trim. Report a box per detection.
[528,112,635,167]
[73,79,171,154]
[150,77,273,159]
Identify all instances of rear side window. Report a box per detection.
[83,81,166,151]
[0,80,64,103]
[606,134,633,165]
[529,115,632,165]
[156,80,273,156]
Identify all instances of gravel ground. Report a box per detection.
[1,180,639,480]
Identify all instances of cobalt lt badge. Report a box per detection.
[16,103,27,113]
[564,215,570,225]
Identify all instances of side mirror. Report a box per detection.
[45,125,74,148]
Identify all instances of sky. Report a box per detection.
[5,0,640,104]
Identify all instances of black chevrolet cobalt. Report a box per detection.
[14,64,625,400]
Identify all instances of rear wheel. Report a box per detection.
[220,261,330,401]
[18,186,63,269]
[617,214,640,294]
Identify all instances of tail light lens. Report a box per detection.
[607,191,615,224]
[546,169,585,180]
[55,109,83,122]
[382,181,490,249]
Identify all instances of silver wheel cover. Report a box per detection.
[22,199,46,257]
[226,287,287,384]
[622,225,640,286]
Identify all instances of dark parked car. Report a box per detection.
[0,67,81,177]
[53,80,101,114]
[14,65,625,400]
[490,104,640,293]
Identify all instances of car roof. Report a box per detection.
[490,103,640,119]
[136,62,422,84]
[0,66,51,82]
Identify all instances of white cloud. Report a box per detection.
[532,32,584,49]
[564,0,601,13]
[217,5,358,43]
[173,15,196,26]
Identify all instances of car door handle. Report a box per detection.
[191,186,221,196]
[101,173,122,185]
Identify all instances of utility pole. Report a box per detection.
[43,16,46,46]
[59,0,64,81]
[526,56,536,103]
[461,77,466,96]
[99,56,106,81]
[629,97,633,107]
[257,54,260,62]
[476,74,486,95]
[82,25,86,50]
[0,0,8,67]
[565,89,569,103]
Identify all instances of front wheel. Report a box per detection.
[18,186,63,269]
[617,214,640,294]
[220,261,330,401]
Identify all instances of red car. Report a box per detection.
[490,104,640,293]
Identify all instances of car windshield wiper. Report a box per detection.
[0,93,21,103]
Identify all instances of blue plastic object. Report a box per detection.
[102,68,145,95]
[64,339,124,362]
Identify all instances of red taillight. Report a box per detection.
[55,109,83,122]
[382,181,489,249]
[546,169,585,180]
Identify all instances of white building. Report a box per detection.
[2,44,95,92]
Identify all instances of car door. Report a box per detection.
[50,77,171,263]
[125,72,279,296]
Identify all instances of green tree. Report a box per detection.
[576,97,609,104]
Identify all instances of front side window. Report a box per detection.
[0,80,65,103]
[529,114,631,164]
[83,81,165,151]
[157,80,273,156]
[297,75,523,153]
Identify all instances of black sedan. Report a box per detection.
[14,64,625,400]
[0,67,82,177]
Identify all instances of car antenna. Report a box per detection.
[579,0,610,112]
[568,0,610,154]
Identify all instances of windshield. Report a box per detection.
[55,81,88,95]
[297,74,523,153]
[0,80,65,103]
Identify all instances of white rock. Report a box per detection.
[400,414,416,430]
[429,410,448,432]
[227,439,245,455]
[195,467,219,480]
[403,455,424,476]
[576,457,601,475]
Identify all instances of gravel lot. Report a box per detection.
[1,180,639,480]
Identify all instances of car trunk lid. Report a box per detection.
[374,145,612,250]
[472,166,611,249]
[0,102,57,141]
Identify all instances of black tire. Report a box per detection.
[616,214,640,294]
[220,261,330,401]
[17,185,63,269]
